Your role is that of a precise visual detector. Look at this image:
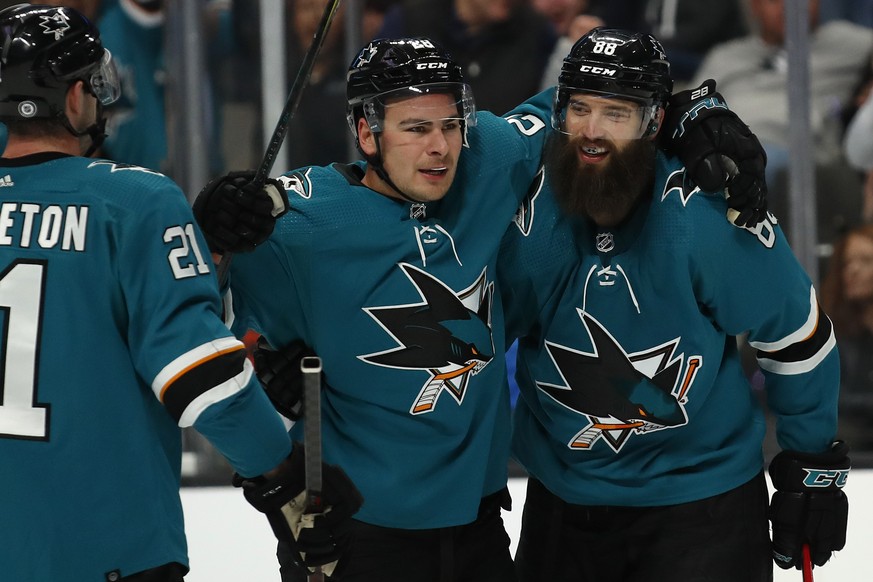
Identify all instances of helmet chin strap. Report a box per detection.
[63,101,107,158]
[367,132,419,204]
[81,116,107,157]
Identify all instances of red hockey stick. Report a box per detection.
[802,543,814,582]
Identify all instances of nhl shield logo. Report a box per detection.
[410,203,427,220]
[595,232,614,253]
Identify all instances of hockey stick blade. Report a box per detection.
[216,0,343,284]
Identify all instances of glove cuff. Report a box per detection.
[264,180,290,218]
[668,79,717,108]
[769,441,851,492]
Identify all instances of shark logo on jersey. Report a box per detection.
[661,168,701,206]
[40,11,70,40]
[359,263,495,415]
[538,310,702,452]
[87,161,164,176]
[662,166,780,248]
[278,168,313,200]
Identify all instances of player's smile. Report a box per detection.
[578,142,609,165]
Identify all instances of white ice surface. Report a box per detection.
[181,472,872,581]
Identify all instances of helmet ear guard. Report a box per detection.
[644,110,663,137]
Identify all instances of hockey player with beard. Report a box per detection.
[500,27,849,582]
[193,34,772,582]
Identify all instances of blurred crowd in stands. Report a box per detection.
[23,0,873,469]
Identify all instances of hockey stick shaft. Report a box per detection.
[216,0,343,283]
[254,0,342,187]
[802,543,814,582]
[301,355,324,582]
[302,355,324,506]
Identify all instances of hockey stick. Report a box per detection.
[802,543,814,582]
[301,355,325,582]
[216,0,343,284]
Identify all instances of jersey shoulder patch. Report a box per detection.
[277,167,315,200]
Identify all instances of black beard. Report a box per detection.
[545,132,656,226]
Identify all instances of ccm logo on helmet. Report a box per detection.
[417,62,448,70]
[579,65,617,76]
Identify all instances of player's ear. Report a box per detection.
[357,117,377,157]
[65,80,87,121]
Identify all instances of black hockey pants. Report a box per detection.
[279,487,517,582]
[515,472,773,582]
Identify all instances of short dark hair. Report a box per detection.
[2,116,68,140]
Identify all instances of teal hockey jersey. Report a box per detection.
[226,92,553,529]
[500,151,840,506]
[0,154,291,581]
[99,4,168,173]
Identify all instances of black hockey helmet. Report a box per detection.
[0,3,120,121]
[554,27,672,134]
[346,37,476,140]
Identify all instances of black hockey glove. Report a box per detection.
[253,337,319,421]
[768,441,850,570]
[660,79,768,228]
[192,170,289,254]
[235,443,364,577]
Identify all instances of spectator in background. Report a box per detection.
[584,0,647,30]
[644,0,748,84]
[533,0,587,36]
[90,0,229,179]
[556,0,747,85]
[692,0,873,188]
[820,224,873,452]
[273,0,350,168]
[97,0,168,173]
[843,55,873,222]
[538,0,604,90]
[819,0,873,29]
[233,0,392,169]
[377,0,557,115]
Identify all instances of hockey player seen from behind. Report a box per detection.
[500,27,850,582]
[0,4,300,581]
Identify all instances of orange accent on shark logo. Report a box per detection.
[540,310,702,452]
[359,263,495,415]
